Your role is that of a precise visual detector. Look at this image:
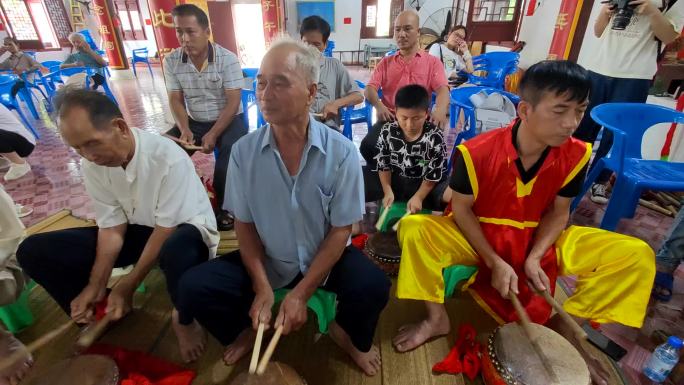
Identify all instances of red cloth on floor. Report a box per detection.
[433,324,482,380]
[85,344,196,385]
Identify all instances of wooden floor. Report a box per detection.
[13,211,628,385]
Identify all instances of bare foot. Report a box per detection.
[392,315,450,353]
[171,309,206,363]
[328,321,382,376]
[0,329,33,385]
[547,315,610,385]
[223,328,256,365]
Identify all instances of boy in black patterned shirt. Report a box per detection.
[363,84,451,213]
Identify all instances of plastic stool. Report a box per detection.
[377,202,432,232]
[0,284,34,333]
[443,265,478,298]
[273,288,337,334]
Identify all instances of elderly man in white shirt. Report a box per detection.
[17,89,219,363]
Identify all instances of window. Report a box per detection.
[0,0,71,49]
[26,0,58,48]
[113,0,145,41]
[361,0,403,38]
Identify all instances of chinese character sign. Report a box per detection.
[92,0,128,69]
[261,0,282,45]
[547,0,582,60]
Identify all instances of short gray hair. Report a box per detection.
[68,32,84,42]
[267,37,320,85]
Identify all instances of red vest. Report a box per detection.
[459,121,591,324]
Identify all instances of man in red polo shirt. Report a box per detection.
[361,10,450,169]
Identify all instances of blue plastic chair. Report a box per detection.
[131,48,153,77]
[0,76,39,139]
[323,40,335,58]
[341,80,373,140]
[20,70,53,111]
[468,52,519,90]
[241,68,265,128]
[571,103,684,230]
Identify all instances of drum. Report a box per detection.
[228,362,306,385]
[364,232,401,276]
[481,323,590,385]
[25,355,118,385]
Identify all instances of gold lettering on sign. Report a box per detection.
[152,9,174,28]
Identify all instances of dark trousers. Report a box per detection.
[572,71,651,183]
[363,166,448,211]
[176,247,391,352]
[0,130,34,157]
[166,116,247,208]
[360,120,388,170]
[10,81,24,98]
[90,73,105,90]
[16,224,209,319]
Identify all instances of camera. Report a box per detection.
[603,0,635,30]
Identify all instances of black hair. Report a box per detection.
[395,84,430,111]
[300,15,331,42]
[3,36,18,46]
[519,60,591,106]
[450,25,467,35]
[53,88,123,129]
[171,4,209,29]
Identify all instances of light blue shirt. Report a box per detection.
[225,118,364,288]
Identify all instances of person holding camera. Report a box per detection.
[428,25,475,88]
[574,0,683,204]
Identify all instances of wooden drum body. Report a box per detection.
[25,355,118,385]
[228,362,306,385]
[481,323,590,385]
[364,232,401,276]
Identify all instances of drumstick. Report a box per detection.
[249,323,266,374]
[510,292,560,385]
[256,324,283,375]
[375,205,391,231]
[74,312,114,350]
[163,134,204,151]
[391,210,411,232]
[534,287,588,341]
[0,319,74,373]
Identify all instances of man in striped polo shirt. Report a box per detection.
[163,4,247,231]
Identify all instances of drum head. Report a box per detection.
[26,355,118,385]
[366,232,400,258]
[228,362,306,385]
[491,323,590,385]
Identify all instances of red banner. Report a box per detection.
[261,0,284,46]
[92,0,128,69]
[147,0,179,60]
[547,0,583,60]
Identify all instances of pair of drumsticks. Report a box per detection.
[249,321,284,375]
[163,134,204,151]
[0,312,113,374]
[510,288,587,385]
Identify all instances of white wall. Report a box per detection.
[516,0,561,68]
[284,0,411,51]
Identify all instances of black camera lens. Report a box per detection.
[611,7,634,30]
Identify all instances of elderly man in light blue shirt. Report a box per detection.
[175,39,391,376]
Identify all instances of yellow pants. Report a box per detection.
[396,215,656,328]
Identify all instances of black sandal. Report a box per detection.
[216,211,235,231]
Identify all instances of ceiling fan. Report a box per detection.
[410,0,423,11]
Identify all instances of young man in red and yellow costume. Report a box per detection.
[392,60,655,385]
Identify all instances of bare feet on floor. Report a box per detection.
[223,328,256,365]
[171,309,206,363]
[328,322,382,376]
[392,313,450,353]
[547,315,610,385]
[0,330,33,385]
